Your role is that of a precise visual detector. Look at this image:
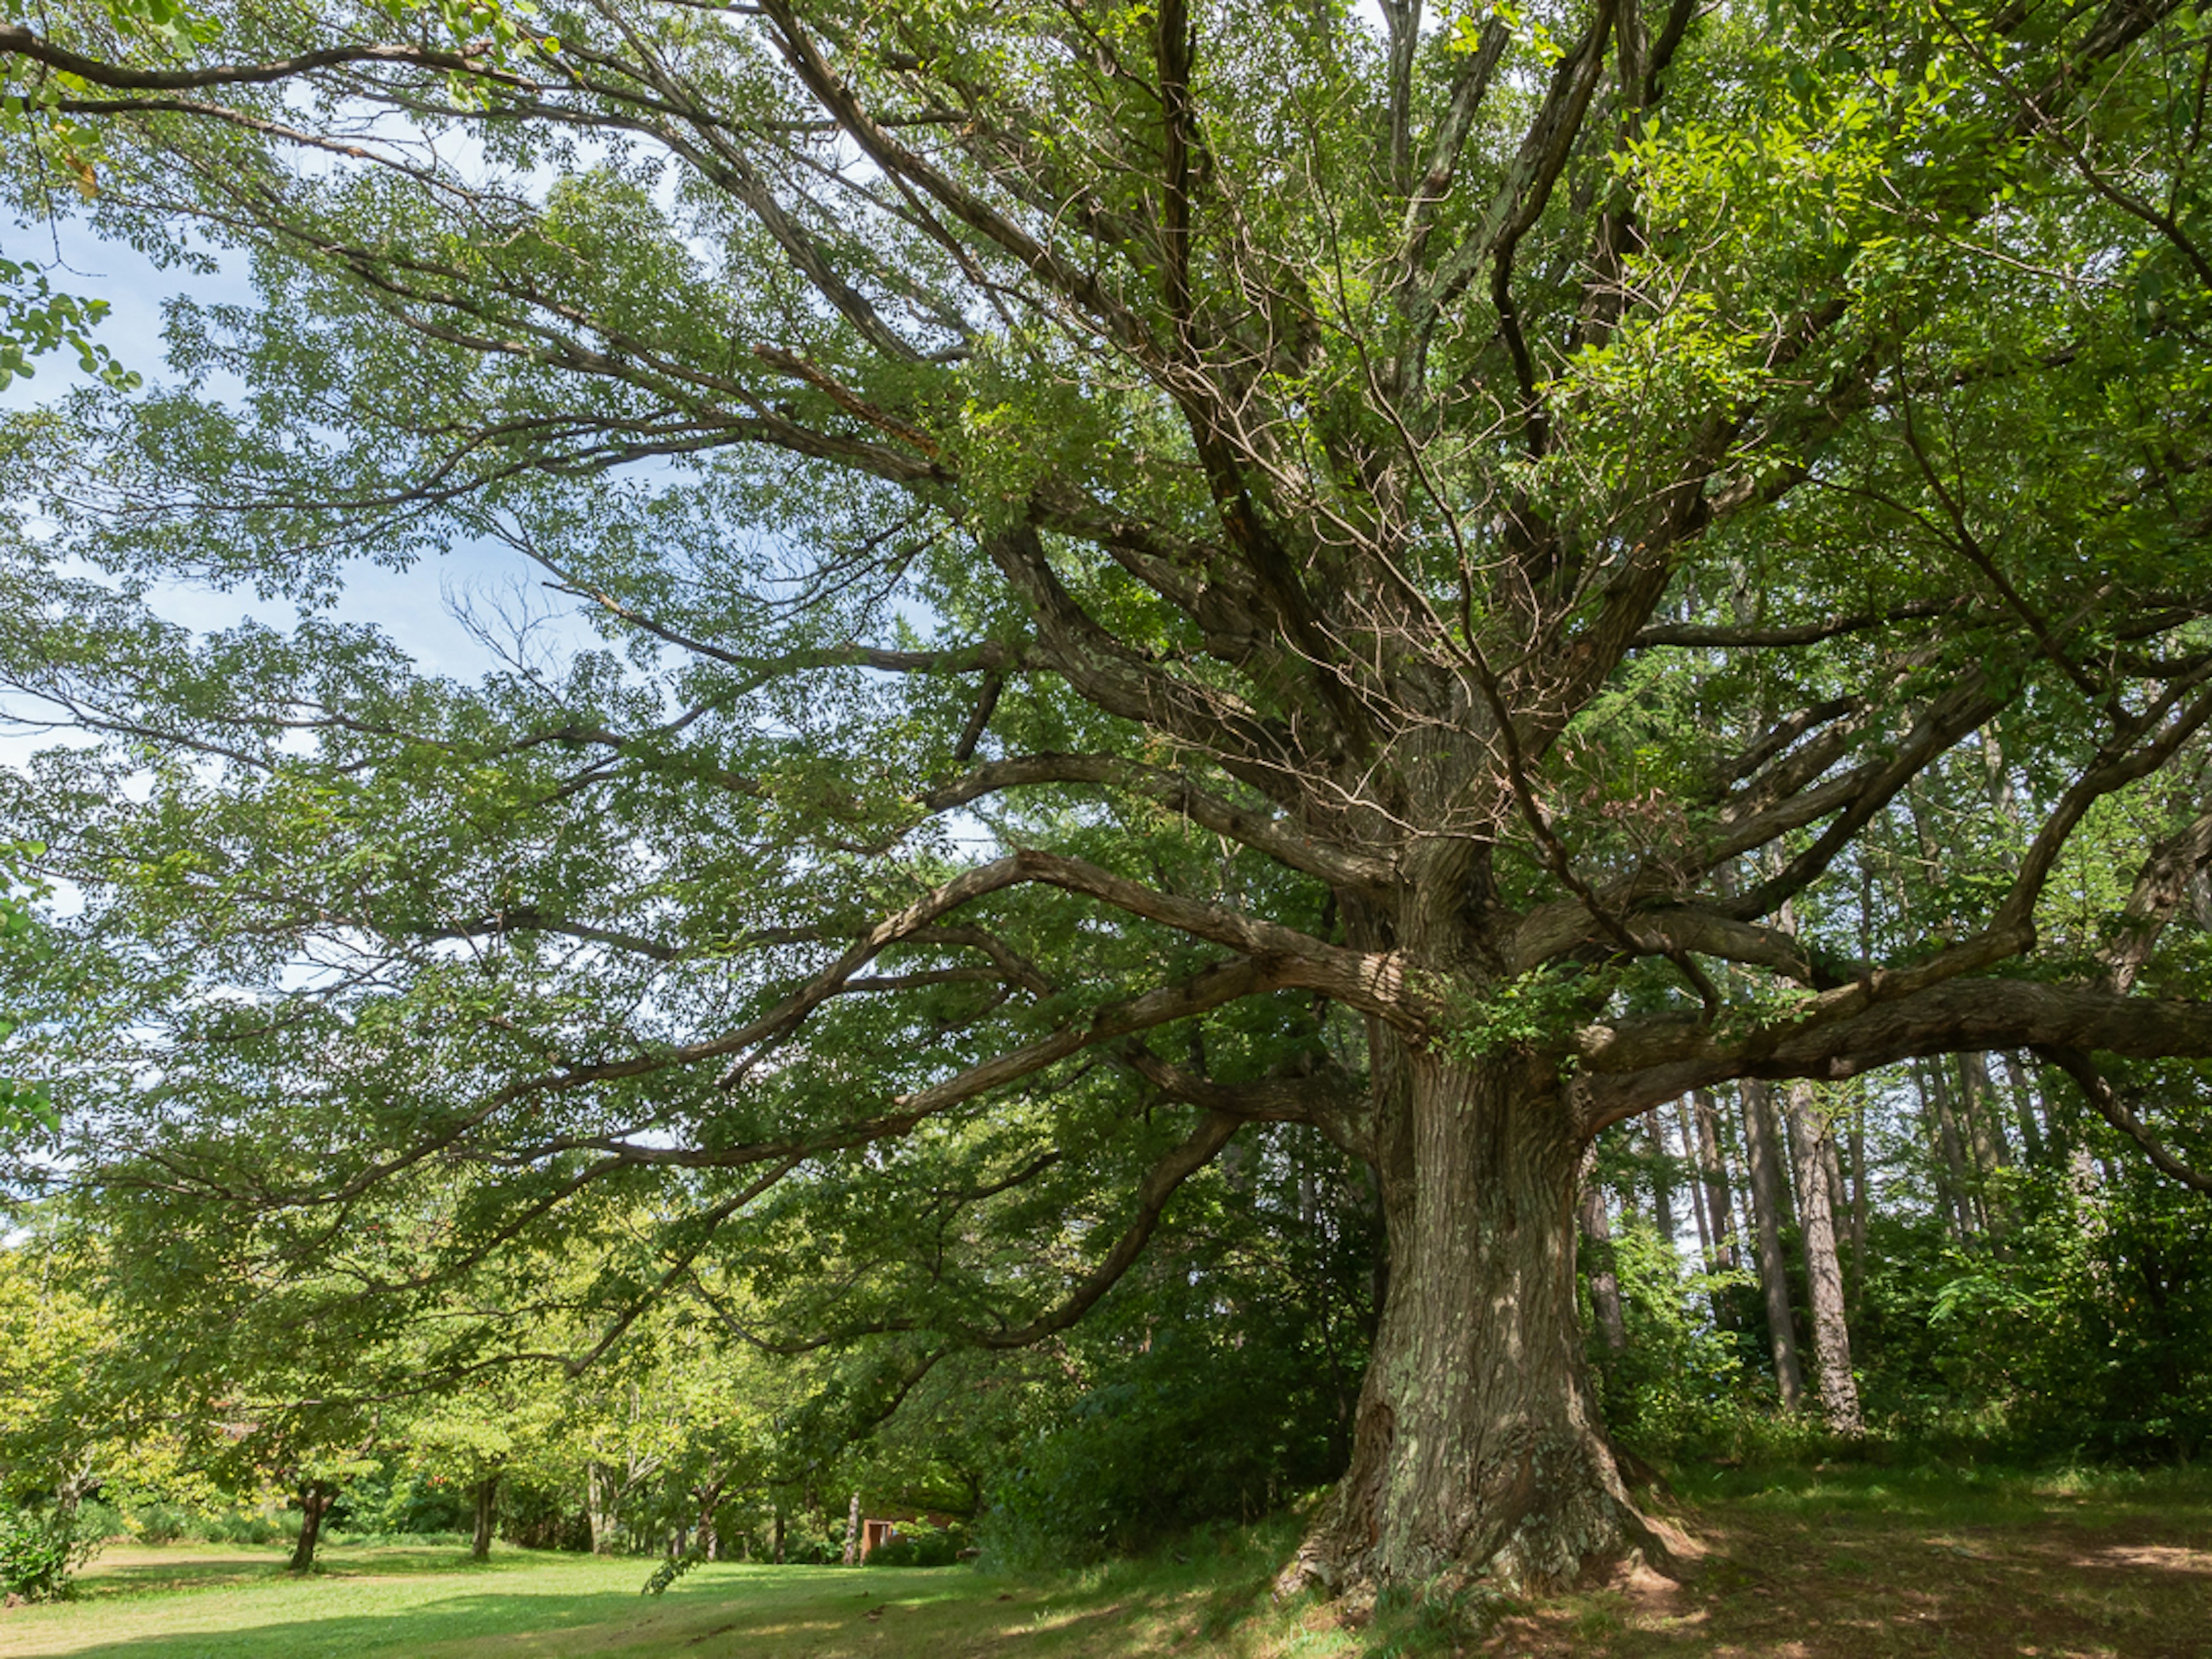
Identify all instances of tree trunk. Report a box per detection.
[1676,1096,1711,1267]
[1846,1091,1868,1279]
[586,1464,616,1555]
[472,1475,499,1562]
[1283,1050,1664,1603]
[695,1474,725,1562]
[290,1480,335,1574]
[1646,1115,1677,1268]
[1740,1080,1808,1412]
[842,1490,861,1566]
[1920,1059,1980,1237]
[771,1505,785,1565]
[1998,1050,2046,1164]
[1782,1084,1863,1435]
[1578,1164,1628,1355]
[1692,1089,1738,1278]
[1958,1052,2012,1171]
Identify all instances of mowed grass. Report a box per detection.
[0,1540,1307,1659]
[2,1466,2209,1659]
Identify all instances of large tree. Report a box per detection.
[5,0,2212,1600]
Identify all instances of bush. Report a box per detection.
[863,1520,965,1567]
[130,1501,195,1545]
[199,1510,284,1546]
[0,1507,87,1602]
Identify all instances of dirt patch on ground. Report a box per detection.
[1482,1497,2212,1658]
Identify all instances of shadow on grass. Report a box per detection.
[75,1548,529,1600]
[29,1565,996,1659]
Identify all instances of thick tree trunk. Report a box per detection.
[1739,1080,1808,1411]
[842,1490,861,1566]
[290,1480,335,1574]
[1782,1084,1862,1434]
[1283,1050,1665,1604]
[472,1475,499,1562]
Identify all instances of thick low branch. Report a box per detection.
[1577,976,2212,1129]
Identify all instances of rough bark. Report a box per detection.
[1740,1080,1808,1412]
[1282,1051,1667,1605]
[842,1490,862,1566]
[1783,1083,1863,1434]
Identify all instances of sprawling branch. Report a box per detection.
[1577,978,2212,1130]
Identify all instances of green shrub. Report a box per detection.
[863,1519,965,1567]
[0,1507,87,1601]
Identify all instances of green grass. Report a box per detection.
[5,1467,2210,1659]
[0,1535,1344,1659]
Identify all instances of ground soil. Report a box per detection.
[1481,1487,2212,1658]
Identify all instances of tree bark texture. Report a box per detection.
[842,1490,862,1567]
[1783,1084,1863,1434]
[1740,1080,1808,1412]
[1283,1051,1663,1602]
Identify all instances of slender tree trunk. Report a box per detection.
[771,1505,785,1565]
[1783,1084,1863,1434]
[1998,1051,2046,1164]
[1846,1092,1868,1271]
[1285,1049,1665,1602]
[1578,1160,1628,1355]
[1677,1096,1713,1266]
[290,1480,335,1574]
[586,1464,616,1555]
[1921,1059,1980,1236]
[472,1474,499,1562]
[1958,1052,2012,1170]
[1647,1115,1677,1267]
[1693,1089,1737,1274]
[842,1491,861,1566]
[1740,1080,1808,1411]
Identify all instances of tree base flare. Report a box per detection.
[1275,1471,1700,1624]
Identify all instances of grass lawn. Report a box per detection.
[1,1466,2206,1658]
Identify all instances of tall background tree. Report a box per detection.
[3,0,2211,1603]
